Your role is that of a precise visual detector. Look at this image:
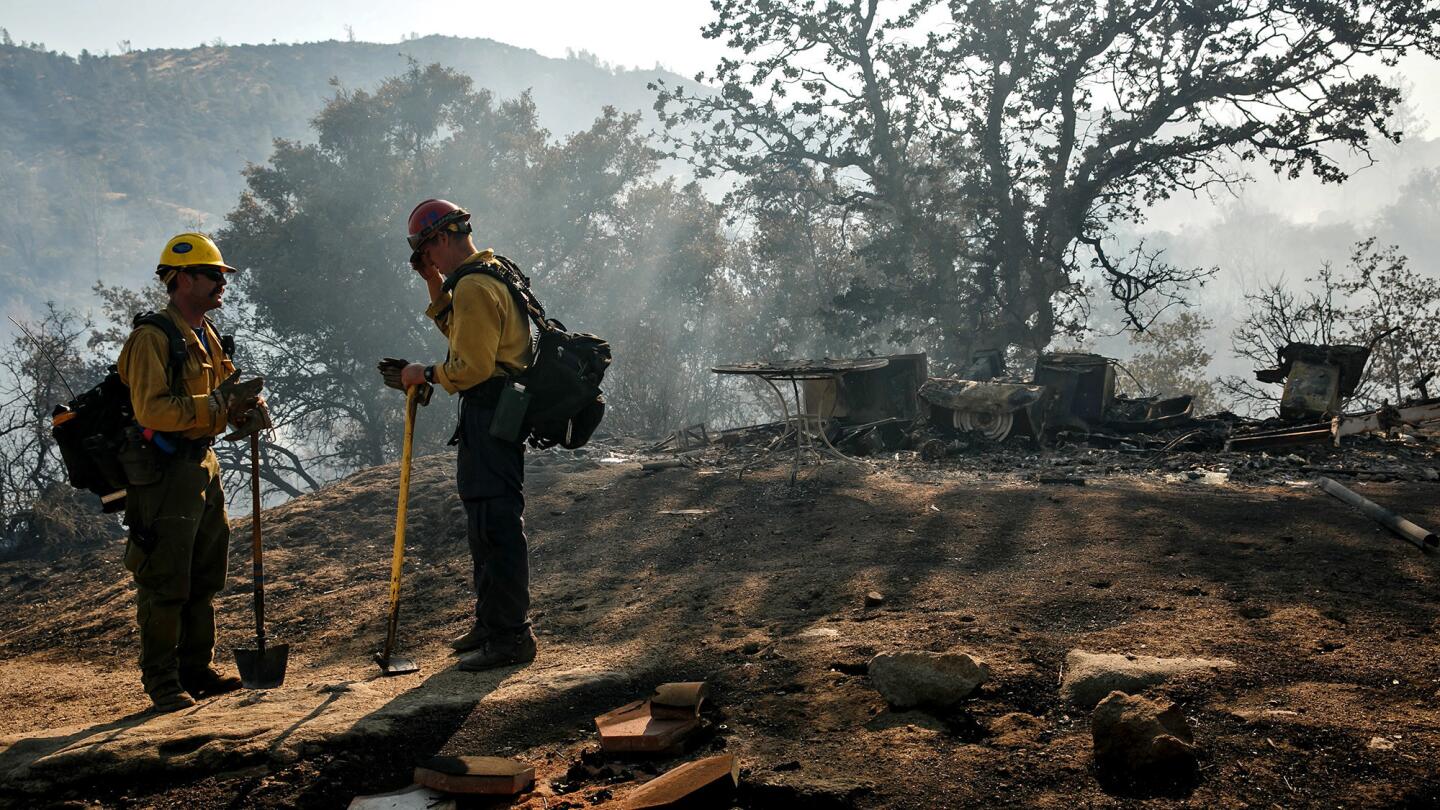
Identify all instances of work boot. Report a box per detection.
[180,667,243,699]
[149,687,196,714]
[450,623,492,653]
[458,631,537,672]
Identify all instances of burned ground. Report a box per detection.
[1,447,1438,809]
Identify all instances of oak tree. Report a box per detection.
[656,0,1440,364]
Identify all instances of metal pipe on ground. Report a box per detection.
[1316,477,1438,549]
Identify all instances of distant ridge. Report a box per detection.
[0,36,700,311]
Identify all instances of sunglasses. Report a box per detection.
[184,266,227,283]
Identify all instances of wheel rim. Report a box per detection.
[955,409,1013,441]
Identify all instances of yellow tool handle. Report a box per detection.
[251,433,267,653]
[385,385,419,626]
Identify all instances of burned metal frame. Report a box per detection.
[713,359,887,484]
[1227,399,1440,452]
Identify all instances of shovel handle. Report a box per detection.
[382,385,420,661]
[251,433,266,655]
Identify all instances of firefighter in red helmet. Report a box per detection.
[399,199,537,671]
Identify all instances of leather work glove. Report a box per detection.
[377,358,434,405]
[210,370,264,423]
[378,357,409,392]
[223,398,273,442]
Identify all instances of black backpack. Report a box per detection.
[441,255,611,449]
[51,313,229,511]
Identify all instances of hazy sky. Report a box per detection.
[1,0,732,76]
[5,0,1437,228]
[5,1,1437,129]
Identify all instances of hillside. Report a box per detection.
[1,450,1438,808]
[0,36,697,312]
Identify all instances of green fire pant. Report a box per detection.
[122,448,229,698]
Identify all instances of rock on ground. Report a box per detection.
[987,712,1047,749]
[1091,691,1198,776]
[1061,649,1235,709]
[867,650,989,710]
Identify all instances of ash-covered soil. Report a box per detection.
[1,447,1438,809]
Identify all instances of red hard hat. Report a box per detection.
[406,199,471,250]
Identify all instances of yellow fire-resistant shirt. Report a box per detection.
[424,250,532,394]
[117,303,235,439]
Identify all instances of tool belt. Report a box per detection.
[122,428,212,487]
[164,435,214,462]
[459,376,508,409]
[449,377,509,446]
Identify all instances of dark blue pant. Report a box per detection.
[457,400,529,637]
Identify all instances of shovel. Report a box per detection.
[375,382,431,676]
[235,433,289,688]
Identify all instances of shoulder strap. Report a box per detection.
[439,255,555,333]
[201,316,234,359]
[133,312,189,395]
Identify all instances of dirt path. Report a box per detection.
[2,452,1438,808]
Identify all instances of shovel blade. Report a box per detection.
[374,651,420,676]
[235,643,290,689]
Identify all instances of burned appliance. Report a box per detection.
[919,378,1049,442]
[1033,352,1116,431]
[1254,343,1371,420]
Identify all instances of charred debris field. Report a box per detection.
[1,442,1439,808]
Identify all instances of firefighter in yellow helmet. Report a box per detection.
[116,232,264,712]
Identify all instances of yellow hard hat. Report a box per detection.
[156,232,236,284]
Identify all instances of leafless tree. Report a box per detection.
[1221,239,1439,415]
[0,305,103,553]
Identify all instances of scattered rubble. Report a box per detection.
[867,650,990,710]
[673,351,1440,487]
[553,747,648,796]
[1226,399,1440,452]
[595,682,709,754]
[624,754,739,809]
[634,417,1437,489]
[1061,650,1237,710]
[411,755,534,795]
[1091,691,1198,778]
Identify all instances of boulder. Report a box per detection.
[867,650,989,709]
[1091,691,1197,777]
[1061,649,1235,709]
